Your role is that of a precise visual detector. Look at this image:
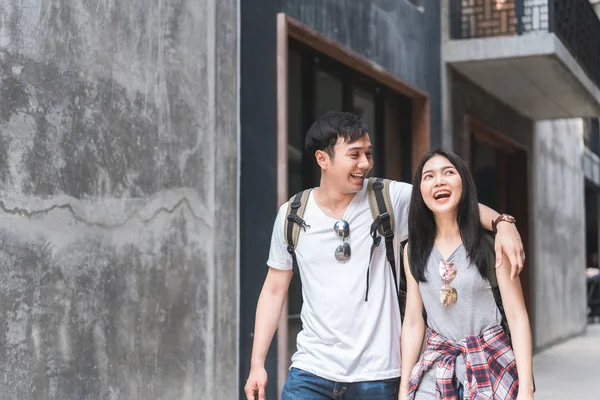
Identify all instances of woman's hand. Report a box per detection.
[516,390,534,400]
[398,384,409,400]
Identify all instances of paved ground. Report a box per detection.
[532,323,600,399]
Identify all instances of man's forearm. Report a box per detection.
[479,203,524,275]
[250,285,289,368]
[478,203,500,231]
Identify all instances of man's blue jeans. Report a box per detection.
[282,368,399,399]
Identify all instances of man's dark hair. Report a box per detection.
[408,148,493,282]
[304,111,368,158]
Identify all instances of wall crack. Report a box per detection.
[0,197,209,230]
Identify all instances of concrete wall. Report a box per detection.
[281,0,442,147]
[450,71,534,154]
[532,120,587,348]
[0,1,238,399]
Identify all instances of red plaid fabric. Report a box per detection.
[407,325,518,399]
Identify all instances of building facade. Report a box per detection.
[240,1,442,397]
[0,0,598,399]
[440,0,600,349]
[241,0,600,397]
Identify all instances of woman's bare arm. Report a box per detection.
[398,245,426,399]
[496,254,535,396]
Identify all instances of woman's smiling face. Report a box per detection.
[420,155,463,215]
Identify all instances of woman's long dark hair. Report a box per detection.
[407,148,493,282]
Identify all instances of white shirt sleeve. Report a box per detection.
[388,180,413,242]
[266,203,293,270]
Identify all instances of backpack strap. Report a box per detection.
[284,189,312,276]
[482,233,511,345]
[367,178,396,300]
[367,178,395,237]
[366,178,407,319]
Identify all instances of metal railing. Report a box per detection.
[553,1,600,88]
[450,0,600,88]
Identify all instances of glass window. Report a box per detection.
[314,69,343,119]
[311,68,344,185]
[352,86,377,174]
[472,138,498,210]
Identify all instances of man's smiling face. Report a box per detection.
[319,135,373,194]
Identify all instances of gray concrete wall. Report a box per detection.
[0,1,238,399]
[532,120,587,348]
[450,71,534,154]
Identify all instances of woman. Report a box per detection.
[398,149,534,400]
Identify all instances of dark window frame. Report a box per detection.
[289,38,386,189]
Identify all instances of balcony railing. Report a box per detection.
[450,0,600,89]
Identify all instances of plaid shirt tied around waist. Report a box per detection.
[407,325,518,400]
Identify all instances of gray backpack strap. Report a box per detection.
[284,189,312,276]
[366,178,406,320]
[367,178,395,236]
[482,234,511,343]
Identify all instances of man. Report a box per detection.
[244,111,524,399]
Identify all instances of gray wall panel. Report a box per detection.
[0,0,238,398]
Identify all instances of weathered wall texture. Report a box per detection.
[450,71,534,154]
[532,119,587,348]
[0,1,238,399]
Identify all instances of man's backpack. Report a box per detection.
[283,177,408,320]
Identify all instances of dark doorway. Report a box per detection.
[470,123,533,340]
[285,38,414,365]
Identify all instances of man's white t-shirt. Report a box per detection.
[267,179,412,382]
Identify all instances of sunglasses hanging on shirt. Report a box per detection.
[333,220,351,262]
[439,261,458,306]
